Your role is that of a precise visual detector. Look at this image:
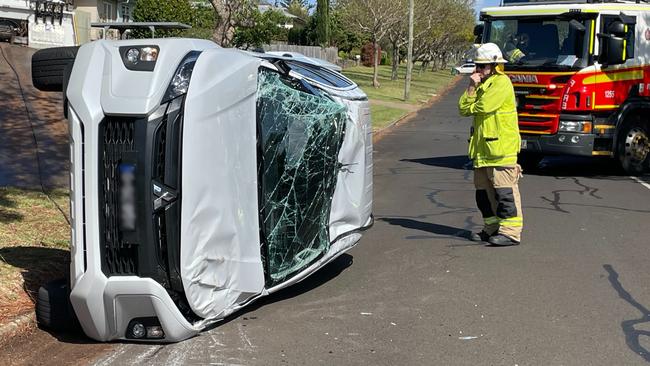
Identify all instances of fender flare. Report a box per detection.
[612,97,650,148]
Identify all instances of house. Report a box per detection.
[74,0,135,42]
[257,0,299,29]
[0,0,75,48]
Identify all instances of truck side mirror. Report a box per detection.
[607,20,626,37]
[598,33,626,66]
[474,24,484,44]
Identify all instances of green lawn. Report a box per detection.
[343,64,457,129]
[0,188,70,323]
[370,105,408,130]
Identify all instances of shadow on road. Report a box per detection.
[402,155,471,170]
[211,253,355,329]
[378,217,471,239]
[529,156,628,178]
[603,264,650,363]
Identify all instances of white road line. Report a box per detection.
[630,176,650,191]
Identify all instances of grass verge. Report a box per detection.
[370,105,409,130]
[0,188,70,325]
[343,64,456,129]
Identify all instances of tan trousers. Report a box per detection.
[473,165,523,242]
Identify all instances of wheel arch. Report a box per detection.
[612,98,650,148]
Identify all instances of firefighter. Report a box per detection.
[458,43,523,246]
[504,33,529,62]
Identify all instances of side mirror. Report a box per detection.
[598,33,626,66]
[569,19,586,32]
[607,20,626,37]
[474,24,484,44]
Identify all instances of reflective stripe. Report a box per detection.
[484,216,500,225]
[510,48,525,61]
[500,217,523,227]
[589,20,595,54]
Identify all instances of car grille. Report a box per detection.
[100,119,138,275]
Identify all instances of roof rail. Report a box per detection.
[90,22,192,39]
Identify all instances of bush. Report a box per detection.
[132,0,194,38]
[361,43,381,67]
[132,0,217,39]
[380,51,390,66]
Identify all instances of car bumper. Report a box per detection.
[70,271,201,342]
[520,132,595,157]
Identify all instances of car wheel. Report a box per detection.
[617,116,650,175]
[36,278,80,332]
[31,46,79,92]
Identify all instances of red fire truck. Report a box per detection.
[476,0,650,174]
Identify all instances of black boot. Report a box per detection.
[487,234,520,246]
[469,231,491,242]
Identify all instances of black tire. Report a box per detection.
[616,115,650,176]
[31,46,79,92]
[36,278,79,332]
[518,152,544,172]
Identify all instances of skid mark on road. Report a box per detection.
[540,177,602,213]
[603,265,650,363]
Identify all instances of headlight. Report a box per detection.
[162,51,202,103]
[120,45,159,71]
[559,120,592,133]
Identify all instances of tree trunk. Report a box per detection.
[210,0,236,47]
[404,0,414,101]
[419,60,428,76]
[373,40,380,88]
[391,42,399,81]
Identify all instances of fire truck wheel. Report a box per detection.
[517,152,543,172]
[617,117,650,176]
[36,278,80,333]
[31,46,79,92]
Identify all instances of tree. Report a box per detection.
[385,0,407,81]
[339,0,404,87]
[330,9,365,53]
[315,0,330,46]
[233,9,288,49]
[209,0,255,47]
[401,0,473,73]
[132,0,194,37]
[282,0,310,20]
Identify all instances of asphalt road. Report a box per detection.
[6,78,650,365]
[0,43,68,189]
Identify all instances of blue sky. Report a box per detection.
[475,0,501,11]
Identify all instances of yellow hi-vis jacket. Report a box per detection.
[458,74,520,168]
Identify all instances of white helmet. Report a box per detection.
[473,43,508,64]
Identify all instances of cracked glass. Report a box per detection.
[256,69,347,285]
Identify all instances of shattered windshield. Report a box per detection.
[486,17,589,69]
[256,70,347,286]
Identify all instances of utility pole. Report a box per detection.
[404,0,414,101]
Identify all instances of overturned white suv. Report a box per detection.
[32,38,373,342]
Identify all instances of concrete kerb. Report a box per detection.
[372,75,463,144]
[0,312,35,345]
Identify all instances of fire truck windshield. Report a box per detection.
[485,17,589,70]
